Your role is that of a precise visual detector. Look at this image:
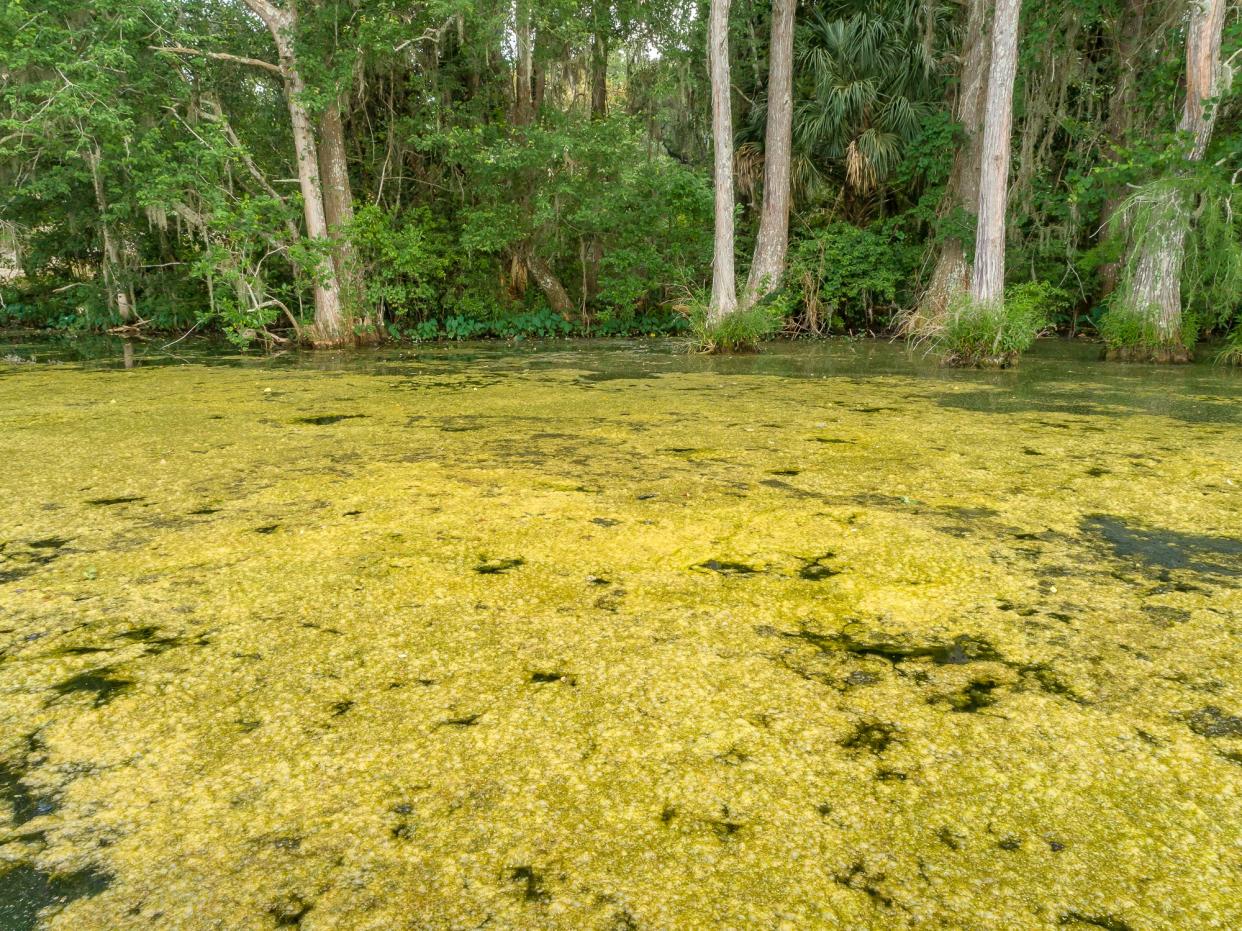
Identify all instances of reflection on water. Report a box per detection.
[1,335,1240,929]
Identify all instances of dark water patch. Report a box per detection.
[28,538,70,550]
[50,667,133,706]
[0,762,57,826]
[269,893,313,926]
[939,505,1000,520]
[815,631,1001,666]
[840,721,897,754]
[1018,665,1088,704]
[1085,467,1110,477]
[760,478,822,499]
[475,557,525,575]
[591,517,621,527]
[49,645,113,657]
[798,552,840,581]
[769,468,800,476]
[1082,515,1242,577]
[0,863,111,931]
[1142,605,1190,627]
[832,861,893,908]
[438,713,482,728]
[936,826,963,850]
[812,437,853,444]
[1058,912,1134,931]
[707,805,743,839]
[293,414,366,426]
[693,559,760,576]
[530,672,576,685]
[843,671,878,688]
[114,626,182,654]
[85,495,144,506]
[509,866,550,903]
[937,678,1000,713]
[1182,706,1242,738]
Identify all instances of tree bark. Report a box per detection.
[970,0,1022,307]
[243,0,349,347]
[85,143,133,323]
[318,97,369,337]
[590,15,608,120]
[525,249,575,320]
[707,0,737,324]
[1113,0,1226,358]
[513,0,535,126]
[742,0,795,308]
[915,0,991,327]
[1095,0,1150,298]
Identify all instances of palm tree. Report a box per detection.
[788,0,944,213]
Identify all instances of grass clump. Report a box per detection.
[1097,301,1197,362]
[928,282,1056,367]
[684,291,784,353]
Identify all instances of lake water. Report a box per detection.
[2,336,1240,929]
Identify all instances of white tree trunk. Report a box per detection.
[743,0,795,307]
[970,0,1022,307]
[1116,0,1226,356]
[707,0,737,324]
[916,0,990,325]
[244,0,348,347]
[318,97,368,336]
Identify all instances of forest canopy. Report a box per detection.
[0,0,1239,361]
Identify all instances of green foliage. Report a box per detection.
[686,294,783,353]
[351,205,452,325]
[785,221,914,332]
[932,286,1050,367]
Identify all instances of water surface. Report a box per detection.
[1,336,1240,929]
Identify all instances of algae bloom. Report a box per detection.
[1,339,1240,929]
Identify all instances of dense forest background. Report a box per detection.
[0,0,1239,357]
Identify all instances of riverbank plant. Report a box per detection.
[684,292,784,353]
[926,281,1059,367]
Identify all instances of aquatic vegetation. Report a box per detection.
[0,341,1240,928]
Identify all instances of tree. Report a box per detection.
[912,0,990,328]
[706,0,737,324]
[1106,0,1229,361]
[239,0,349,347]
[743,0,795,307]
[970,0,1022,307]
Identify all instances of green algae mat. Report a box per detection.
[1,339,1241,930]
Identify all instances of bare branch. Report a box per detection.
[150,45,281,76]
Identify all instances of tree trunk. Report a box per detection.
[244,0,349,347]
[970,0,1022,307]
[513,0,534,126]
[706,0,737,325]
[1095,0,1149,299]
[590,18,607,120]
[318,97,370,338]
[85,143,133,323]
[742,0,795,308]
[525,249,575,320]
[914,0,991,327]
[1112,0,1226,360]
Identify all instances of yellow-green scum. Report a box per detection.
[0,343,1240,929]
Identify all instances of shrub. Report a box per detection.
[685,292,783,353]
[932,284,1052,367]
[786,222,914,333]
